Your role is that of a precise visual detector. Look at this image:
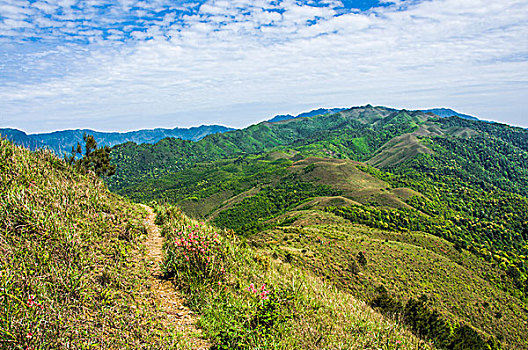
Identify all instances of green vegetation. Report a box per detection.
[250,210,527,348]
[213,175,338,234]
[108,108,528,348]
[356,125,528,301]
[120,155,294,212]
[156,205,427,349]
[109,106,420,190]
[5,106,528,348]
[0,139,191,349]
[371,290,500,350]
[66,133,116,177]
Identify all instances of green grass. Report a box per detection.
[249,210,527,348]
[0,139,194,349]
[156,205,428,349]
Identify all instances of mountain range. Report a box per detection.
[0,125,234,156]
[0,107,477,158]
[108,105,528,348]
[2,104,527,349]
[267,107,478,123]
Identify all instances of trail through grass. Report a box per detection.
[140,205,210,349]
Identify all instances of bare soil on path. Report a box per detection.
[140,204,210,349]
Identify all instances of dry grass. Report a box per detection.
[250,209,528,348]
[0,139,197,349]
[158,204,428,349]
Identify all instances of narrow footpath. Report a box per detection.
[141,205,210,349]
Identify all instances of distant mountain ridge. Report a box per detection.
[421,108,478,120]
[267,107,347,123]
[0,125,235,156]
[0,107,479,157]
[269,107,478,124]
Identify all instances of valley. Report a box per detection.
[2,105,528,349]
[110,106,528,348]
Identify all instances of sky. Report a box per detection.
[0,0,527,133]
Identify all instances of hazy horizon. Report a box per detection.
[3,104,520,135]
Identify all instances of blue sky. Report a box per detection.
[0,0,527,132]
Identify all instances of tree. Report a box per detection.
[66,133,116,177]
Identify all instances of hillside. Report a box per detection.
[5,103,527,348]
[0,139,211,348]
[112,107,528,348]
[108,106,426,190]
[251,210,526,348]
[107,106,492,192]
[154,205,430,349]
[0,125,234,157]
[0,138,431,349]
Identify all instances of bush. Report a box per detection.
[163,221,227,286]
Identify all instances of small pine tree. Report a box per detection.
[65,133,116,177]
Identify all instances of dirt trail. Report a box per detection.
[140,205,210,349]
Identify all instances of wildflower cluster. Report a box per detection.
[165,222,226,283]
[27,295,43,310]
[248,283,270,300]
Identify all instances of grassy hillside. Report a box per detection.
[0,138,441,349]
[105,106,528,348]
[117,152,528,348]
[109,107,528,199]
[249,210,525,348]
[155,205,428,349]
[118,153,417,227]
[0,139,193,349]
[119,136,528,291]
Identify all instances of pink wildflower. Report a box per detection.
[27,295,42,309]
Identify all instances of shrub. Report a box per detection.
[163,221,227,287]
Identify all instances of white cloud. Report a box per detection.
[0,0,527,132]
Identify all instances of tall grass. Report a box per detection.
[0,139,186,349]
[157,205,430,349]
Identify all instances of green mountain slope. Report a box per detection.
[133,152,525,347]
[155,205,430,349]
[251,210,525,348]
[1,138,433,349]
[112,109,528,348]
[108,106,423,190]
